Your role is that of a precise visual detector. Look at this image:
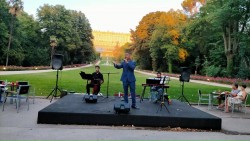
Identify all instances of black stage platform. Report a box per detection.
[37,94,221,130]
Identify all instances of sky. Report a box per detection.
[22,0,184,33]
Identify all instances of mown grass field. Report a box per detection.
[1,61,235,104]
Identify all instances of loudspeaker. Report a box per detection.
[52,54,63,70]
[114,103,130,114]
[84,95,97,103]
[179,67,190,82]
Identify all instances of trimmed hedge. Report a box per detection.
[0,64,86,71]
[138,69,250,87]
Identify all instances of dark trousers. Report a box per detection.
[122,81,136,107]
[86,84,100,95]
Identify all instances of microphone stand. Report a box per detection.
[102,72,118,98]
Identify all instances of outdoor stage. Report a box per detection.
[37,94,221,130]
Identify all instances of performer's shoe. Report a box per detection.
[131,106,140,109]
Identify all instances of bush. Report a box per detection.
[206,65,221,77]
[0,64,87,71]
[237,65,250,79]
[0,66,50,71]
[139,70,250,87]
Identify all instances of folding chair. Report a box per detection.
[16,81,35,103]
[2,85,30,113]
[16,81,29,90]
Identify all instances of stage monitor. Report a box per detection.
[114,103,130,114]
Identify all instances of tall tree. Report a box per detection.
[149,10,188,73]
[113,42,131,62]
[0,0,11,65]
[182,0,206,16]
[7,11,48,66]
[5,0,23,67]
[200,0,250,76]
[37,5,95,65]
[130,11,165,70]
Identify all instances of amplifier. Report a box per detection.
[114,103,130,114]
[84,95,97,103]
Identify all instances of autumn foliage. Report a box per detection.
[131,10,189,73]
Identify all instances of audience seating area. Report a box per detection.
[0,80,35,113]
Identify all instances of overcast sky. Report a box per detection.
[22,0,184,33]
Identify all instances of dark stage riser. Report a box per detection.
[37,94,221,130]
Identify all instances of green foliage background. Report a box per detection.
[0,0,96,67]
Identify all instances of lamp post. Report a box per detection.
[50,36,57,66]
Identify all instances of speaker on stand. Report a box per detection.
[178,67,191,106]
[47,54,63,102]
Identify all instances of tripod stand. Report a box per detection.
[156,91,170,113]
[156,77,170,113]
[47,70,62,102]
[178,81,191,106]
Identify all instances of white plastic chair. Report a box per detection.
[198,90,210,106]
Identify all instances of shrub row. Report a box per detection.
[0,64,86,71]
[138,69,250,87]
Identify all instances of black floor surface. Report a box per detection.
[37,94,221,130]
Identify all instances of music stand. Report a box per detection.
[80,71,93,98]
[80,71,93,80]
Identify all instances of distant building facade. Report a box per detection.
[92,31,131,57]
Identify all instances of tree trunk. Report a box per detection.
[222,22,233,76]
[168,59,172,73]
[6,15,14,67]
[50,47,55,67]
[221,0,242,77]
[152,59,157,71]
[226,54,234,76]
[222,19,239,77]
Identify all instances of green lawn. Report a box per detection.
[1,63,233,104]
